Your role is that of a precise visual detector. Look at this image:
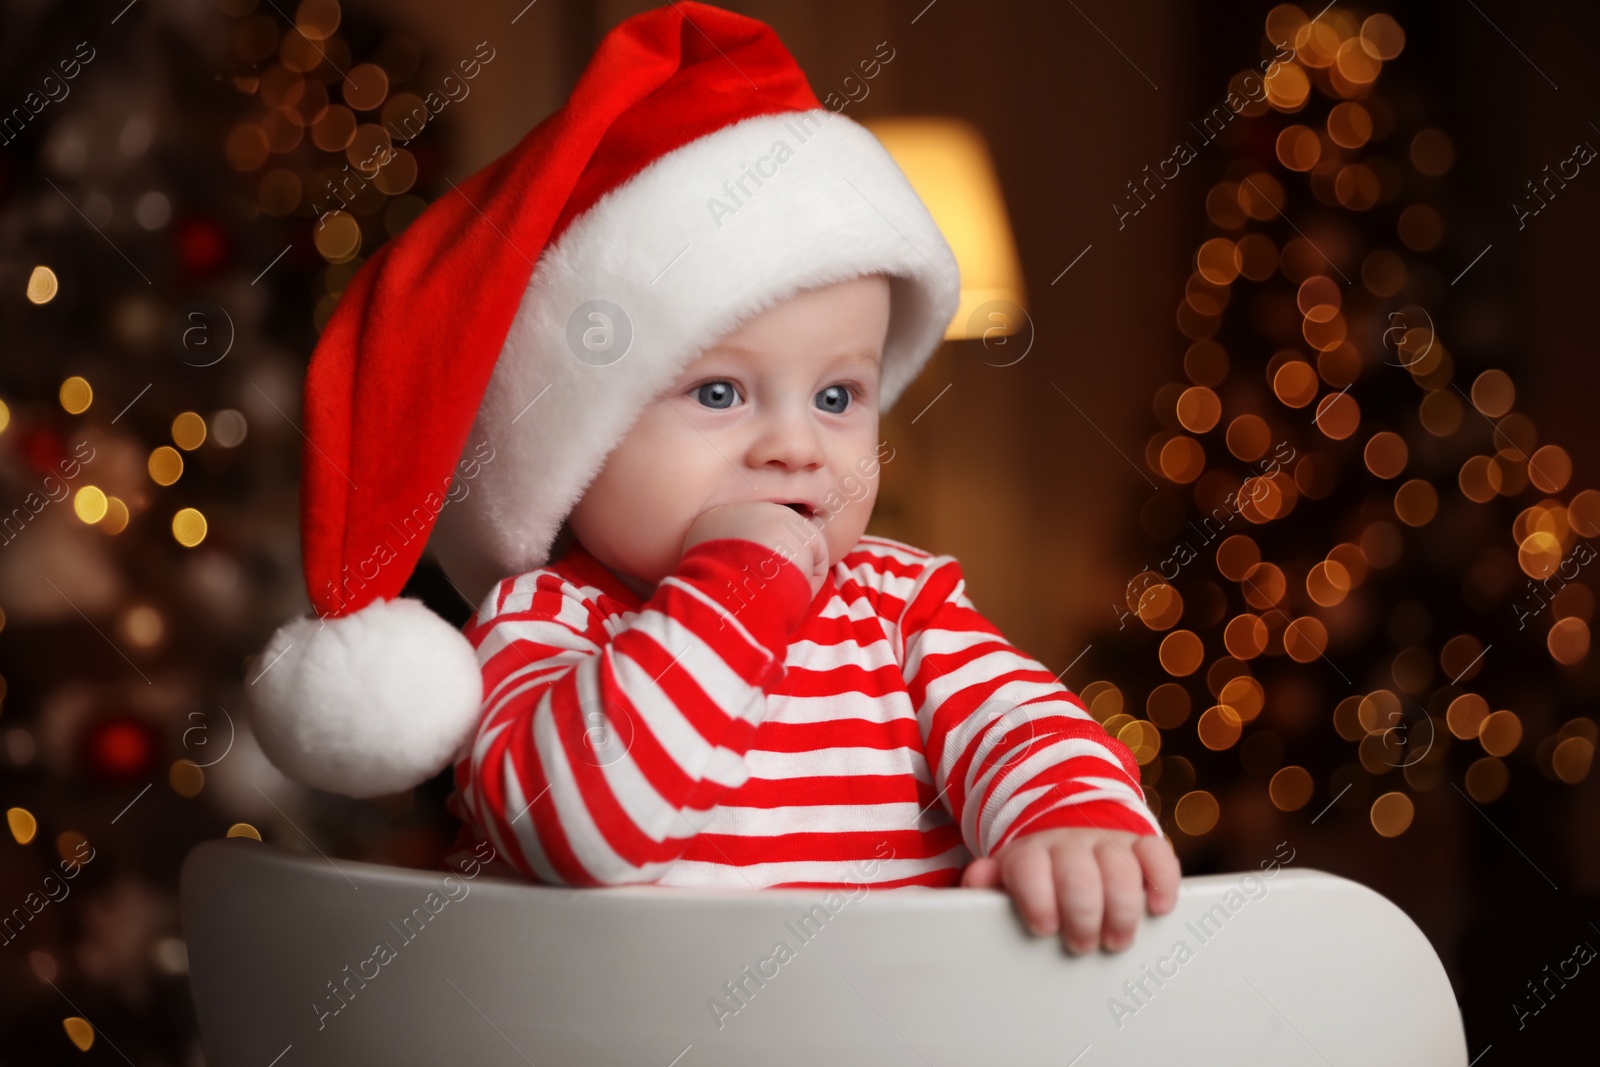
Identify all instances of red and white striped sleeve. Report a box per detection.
[451,538,814,885]
[898,554,1162,856]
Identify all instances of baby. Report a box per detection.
[248,2,1178,960]
[440,270,1180,955]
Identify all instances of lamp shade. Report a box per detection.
[864,116,1026,340]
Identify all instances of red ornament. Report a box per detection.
[17,427,63,475]
[85,716,155,783]
[174,216,230,276]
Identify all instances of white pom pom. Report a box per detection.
[248,598,483,799]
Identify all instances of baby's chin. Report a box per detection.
[615,569,661,601]
[594,548,666,599]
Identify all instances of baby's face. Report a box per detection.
[568,273,892,599]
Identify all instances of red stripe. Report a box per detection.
[683,825,965,866]
[752,716,925,752]
[723,774,937,808]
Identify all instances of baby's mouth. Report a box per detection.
[781,502,820,520]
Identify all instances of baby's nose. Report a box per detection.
[747,405,825,470]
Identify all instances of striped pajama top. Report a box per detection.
[442,534,1160,889]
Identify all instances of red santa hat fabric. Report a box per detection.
[249,1,960,798]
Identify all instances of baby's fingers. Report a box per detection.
[1096,839,1145,951]
[959,856,1002,889]
[1051,846,1103,955]
[1134,834,1183,915]
[999,845,1060,936]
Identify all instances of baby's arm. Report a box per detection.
[451,538,812,885]
[897,552,1179,951]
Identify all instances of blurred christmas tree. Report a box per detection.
[1081,5,1596,850]
[0,0,449,1060]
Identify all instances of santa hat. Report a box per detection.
[249,1,960,799]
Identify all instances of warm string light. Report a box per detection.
[1106,4,1593,842]
[224,0,429,331]
[48,336,237,549]
[58,375,92,414]
[27,265,59,304]
[0,9,409,1052]
[172,411,207,450]
[172,508,208,548]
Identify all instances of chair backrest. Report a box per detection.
[179,839,1466,1065]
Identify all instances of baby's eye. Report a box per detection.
[694,381,739,410]
[816,384,853,415]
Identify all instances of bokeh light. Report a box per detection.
[1224,613,1268,658]
[1176,386,1222,433]
[73,486,108,524]
[172,412,208,451]
[1552,736,1594,784]
[1478,710,1522,757]
[149,446,184,486]
[169,759,206,798]
[1282,616,1328,662]
[99,497,130,535]
[172,508,208,548]
[1174,791,1219,835]
[59,376,93,414]
[1273,359,1319,407]
[1370,792,1414,837]
[1313,391,1359,440]
[1197,705,1243,750]
[27,265,59,304]
[1394,479,1438,526]
[1306,560,1351,606]
[1470,369,1514,418]
[1548,617,1590,665]
[1159,630,1205,676]
[1269,766,1314,811]
[1409,128,1454,176]
[1465,757,1508,802]
[1118,720,1162,765]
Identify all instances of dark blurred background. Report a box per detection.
[1,0,1596,1061]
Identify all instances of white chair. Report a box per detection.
[179,839,1467,1065]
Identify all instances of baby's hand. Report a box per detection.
[959,827,1180,955]
[682,501,829,599]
